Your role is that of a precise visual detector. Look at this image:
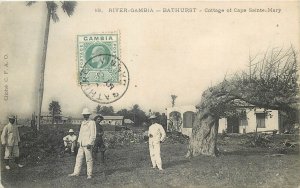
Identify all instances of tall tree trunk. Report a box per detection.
[186,112,219,157]
[52,107,54,124]
[37,8,51,131]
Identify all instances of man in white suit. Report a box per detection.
[148,115,166,170]
[68,108,96,179]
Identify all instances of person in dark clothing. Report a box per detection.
[93,115,106,162]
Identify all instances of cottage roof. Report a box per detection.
[124,119,134,123]
[167,105,197,114]
[103,116,124,120]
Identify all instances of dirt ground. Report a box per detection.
[1,135,300,188]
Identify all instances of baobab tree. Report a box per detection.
[186,46,299,157]
[26,1,77,130]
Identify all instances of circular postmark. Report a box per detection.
[80,54,129,104]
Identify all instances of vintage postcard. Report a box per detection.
[0,1,299,188]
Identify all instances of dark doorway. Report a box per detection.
[227,117,239,133]
[183,111,195,128]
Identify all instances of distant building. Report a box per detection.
[69,116,124,126]
[101,116,124,126]
[38,114,71,124]
[70,118,82,125]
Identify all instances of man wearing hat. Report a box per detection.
[63,129,77,154]
[148,115,166,171]
[1,115,24,170]
[68,108,96,179]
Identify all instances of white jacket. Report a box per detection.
[63,135,77,143]
[1,123,20,146]
[77,120,96,147]
[148,123,166,142]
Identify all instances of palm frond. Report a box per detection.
[46,1,59,22]
[61,1,77,17]
[52,13,60,22]
[26,1,36,6]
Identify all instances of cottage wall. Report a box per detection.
[218,118,227,133]
[243,109,256,133]
[242,109,279,133]
[101,119,123,126]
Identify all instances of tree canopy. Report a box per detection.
[48,101,61,116]
[48,100,62,124]
[198,46,298,119]
[95,105,115,116]
[129,104,148,126]
[171,95,178,107]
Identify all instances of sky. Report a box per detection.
[0,1,299,122]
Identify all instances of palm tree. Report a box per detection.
[171,94,177,107]
[26,1,77,131]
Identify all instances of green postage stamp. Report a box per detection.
[77,33,129,104]
[77,34,119,84]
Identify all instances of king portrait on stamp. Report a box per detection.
[86,45,111,69]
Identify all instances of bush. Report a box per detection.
[18,126,66,164]
[165,131,189,144]
[241,133,299,154]
[103,130,144,148]
[243,134,273,147]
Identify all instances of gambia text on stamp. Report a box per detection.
[77,33,129,104]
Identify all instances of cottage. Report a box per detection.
[219,107,286,134]
[165,100,292,136]
[166,105,197,137]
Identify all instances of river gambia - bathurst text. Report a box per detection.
[107,8,197,13]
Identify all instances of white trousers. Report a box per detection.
[149,140,162,169]
[64,141,76,152]
[4,145,19,159]
[73,146,93,176]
